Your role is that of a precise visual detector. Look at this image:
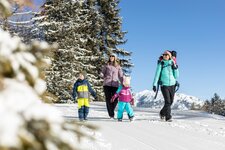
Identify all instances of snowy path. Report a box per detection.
[54,102,225,150]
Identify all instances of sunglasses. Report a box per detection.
[163,54,169,56]
[110,55,115,57]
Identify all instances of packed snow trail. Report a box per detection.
[54,102,225,150]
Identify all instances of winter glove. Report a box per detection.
[153,86,157,92]
[111,94,118,103]
[175,81,180,87]
[130,98,134,106]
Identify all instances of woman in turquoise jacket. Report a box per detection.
[152,50,179,121]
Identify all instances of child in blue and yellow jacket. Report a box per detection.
[72,71,97,121]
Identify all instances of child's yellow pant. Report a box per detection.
[77,98,89,109]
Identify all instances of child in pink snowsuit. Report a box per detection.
[111,76,134,122]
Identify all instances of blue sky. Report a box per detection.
[34,0,225,100]
[119,0,225,100]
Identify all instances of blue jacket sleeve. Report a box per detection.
[72,82,78,99]
[87,81,96,98]
[153,63,162,86]
[173,68,179,79]
[116,84,123,94]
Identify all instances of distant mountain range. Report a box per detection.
[134,90,204,110]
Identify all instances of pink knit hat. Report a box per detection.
[163,50,172,58]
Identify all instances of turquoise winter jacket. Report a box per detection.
[153,59,179,87]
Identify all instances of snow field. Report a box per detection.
[55,102,225,150]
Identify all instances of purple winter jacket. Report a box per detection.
[102,63,123,87]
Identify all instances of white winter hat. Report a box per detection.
[123,76,131,87]
[110,53,117,59]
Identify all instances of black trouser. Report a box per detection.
[103,86,118,118]
[160,85,175,120]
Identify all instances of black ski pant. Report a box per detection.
[103,86,118,118]
[160,85,175,120]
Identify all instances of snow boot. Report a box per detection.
[129,116,135,122]
[79,118,84,122]
[118,119,122,122]
[166,116,172,122]
[109,117,116,120]
[166,118,172,122]
[159,114,165,121]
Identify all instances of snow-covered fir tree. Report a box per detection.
[0,1,98,149]
[97,0,133,74]
[9,10,37,43]
[34,0,106,102]
[35,0,133,102]
[0,2,36,43]
[202,93,225,116]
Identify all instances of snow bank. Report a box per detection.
[135,90,204,110]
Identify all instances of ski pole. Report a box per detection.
[175,81,180,92]
[154,83,159,99]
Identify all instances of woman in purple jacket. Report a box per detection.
[101,53,123,119]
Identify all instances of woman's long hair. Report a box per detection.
[107,56,120,67]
